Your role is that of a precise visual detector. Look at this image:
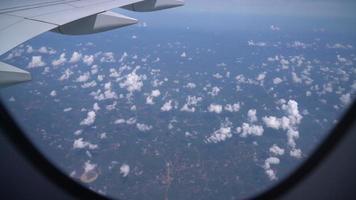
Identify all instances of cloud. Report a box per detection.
[224,103,240,112]
[100,52,115,63]
[263,157,280,181]
[120,164,130,177]
[326,43,353,49]
[76,72,90,82]
[263,100,303,158]
[119,68,145,93]
[59,68,73,81]
[63,107,72,112]
[205,119,233,143]
[180,96,202,112]
[238,123,264,137]
[69,51,82,63]
[80,111,96,126]
[208,104,223,114]
[136,123,153,132]
[83,55,94,66]
[52,53,67,66]
[269,144,285,156]
[185,82,196,89]
[247,109,257,122]
[180,51,187,58]
[248,40,267,47]
[340,93,351,106]
[28,56,46,68]
[208,86,220,96]
[161,100,173,111]
[73,138,98,150]
[146,89,161,105]
[270,25,280,31]
[50,90,57,97]
[273,77,283,84]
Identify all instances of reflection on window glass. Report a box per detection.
[1,1,356,199]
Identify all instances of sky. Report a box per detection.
[179,0,356,18]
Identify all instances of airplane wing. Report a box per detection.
[0,0,184,87]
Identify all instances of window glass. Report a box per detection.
[1,1,355,199]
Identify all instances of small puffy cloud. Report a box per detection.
[208,86,220,96]
[73,138,98,150]
[263,157,280,181]
[69,51,82,63]
[120,69,144,93]
[326,43,353,49]
[205,119,232,143]
[28,56,46,68]
[247,109,257,122]
[161,100,173,112]
[76,72,90,82]
[180,96,202,112]
[50,90,57,97]
[224,103,240,112]
[256,72,267,81]
[52,53,67,66]
[273,77,283,85]
[290,148,302,158]
[185,82,196,89]
[59,68,73,81]
[100,52,115,63]
[270,25,280,31]
[93,103,100,111]
[180,51,187,58]
[120,164,130,177]
[63,107,72,112]
[136,123,153,132]
[248,40,267,47]
[83,55,94,66]
[238,123,264,137]
[208,104,223,114]
[269,144,285,156]
[38,46,49,54]
[340,93,351,106]
[291,72,302,84]
[80,111,96,126]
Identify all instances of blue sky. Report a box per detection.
[177,0,356,18]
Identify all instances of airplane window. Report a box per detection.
[0,1,355,199]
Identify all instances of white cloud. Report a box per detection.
[208,104,223,114]
[76,72,90,82]
[63,107,72,112]
[340,93,351,106]
[263,157,280,181]
[73,138,98,150]
[206,119,232,143]
[80,111,96,126]
[52,53,67,66]
[273,77,283,84]
[180,51,187,58]
[38,46,49,54]
[161,100,173,112]
[83,55,94,66]
[290,148,302,158]
[136,123,153,132]
[119,68,144,93]
[291,72,302,84]
[248,40,267,47]
[270,25,280,31]
[50,90,57,97]
[69,51,82,63]
[208,86,220,96]
[59,68,73,81]
[247,109,257,122]
[100,52,115,63]
[180,96,202,112]
[263,100,303,157]
[238,123,264,137]
[269,144,285,156]
[185,82,196,89]
[28,56,46,68]
[326,43,353,49]
[146,89,161,105]
[93,103,100,111]
[224,103,240,112]
[120,164,130,177]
